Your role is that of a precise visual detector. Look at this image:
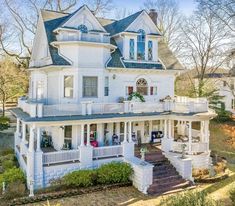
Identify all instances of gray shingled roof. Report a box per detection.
[44,17,71,66]
[38,8,183,70]
[104,11,143,36]
[11,107,200,123]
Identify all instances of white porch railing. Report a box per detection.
[130,102,164,113]
[18,96,209,117]
[43,104,83,116]
[171,141,208,153]
[92,103,124,114]
[93,145,123,159]
[42,150,80,165]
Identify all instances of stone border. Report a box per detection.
[194,173,229,183]
[9,182,132,206]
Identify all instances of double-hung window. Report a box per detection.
[36,81,44,100]
[83,76,98,97]
[64,76,74,98]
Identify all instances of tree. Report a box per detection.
[86,0,114,16]
[178,6,233,98]
[0,0,79,67]
[0,57,28,116]
[143,0,182,52]
[197,0,235,32]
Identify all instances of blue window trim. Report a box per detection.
[129,39,135,60]
[148,40,153,61]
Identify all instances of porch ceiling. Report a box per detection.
[10,107,214,126]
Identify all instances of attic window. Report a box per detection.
[78,24,88,33]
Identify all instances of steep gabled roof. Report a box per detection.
[44,16,71,66]
[104,11,143,36]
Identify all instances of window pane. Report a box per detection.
[64,126,72,139]
[83,77,98,97]
[104,76,109,96]
[64,76,74,98]
[36,81,44,100]
[137,30,145,60]
[150,86,157,95]
[126,86,133,95]
[148,40,153,60]
[136,78,148,95]
[129,39,135,60]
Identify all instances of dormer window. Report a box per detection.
[137,29,146,60]
[78,24,88,33]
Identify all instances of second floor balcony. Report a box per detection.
[17,96,210,118]
[56,32,110,44]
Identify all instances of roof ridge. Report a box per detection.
[41,9,70,15]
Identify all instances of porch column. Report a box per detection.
[36,127,41,152]
[128,121,133,143]
[87,124,91,146]
[164,120,167,138]
[22,123,26,143]
[200,121,205,142]
[123,122,127,143]
[16,118,20,135]
[29,126,35,152]
[80,124,85,147]
[168,119,172,138]
[160,120,163,131]
[171,120,174,139]
[188,121,192,154]
[27,125,35,188]
[204,120,210,152]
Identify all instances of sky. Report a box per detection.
[109,0,197,18]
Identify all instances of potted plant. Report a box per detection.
[128,92,145,102]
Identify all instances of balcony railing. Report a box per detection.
[171,142,208,153]
[57,33,110,44]
[42,149,80,165]
[17,96,209,118]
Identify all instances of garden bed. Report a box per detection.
[9,182,132,206]
[194,173,229,183]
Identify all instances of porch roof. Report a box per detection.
[10,107,211,124]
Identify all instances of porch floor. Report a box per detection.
[135,143,194,195]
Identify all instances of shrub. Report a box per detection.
[0,167,25,185]
[0,116,10,131]
[230,186,235,206]
[62,170,96,187]
[160,191,218,206]
[0,148,14,156]
[2,160,15,171]
[97,162,133,184]
[214,162,227,174]
[192,169,209,179]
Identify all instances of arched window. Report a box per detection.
[136,78,148,95]
[78,24,88,33]
[137,29,146,60]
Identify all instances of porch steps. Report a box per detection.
[135,145,193,196]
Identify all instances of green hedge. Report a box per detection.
[0,167,25,185]
[62,162,133,188]
[63,170,96,187]
[229,187,235,205]
[97,162,132,184]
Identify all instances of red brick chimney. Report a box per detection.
[149,9,158,25]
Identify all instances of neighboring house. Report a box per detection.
[11,5,215,193]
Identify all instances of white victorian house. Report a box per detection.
[12,5,216,194]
